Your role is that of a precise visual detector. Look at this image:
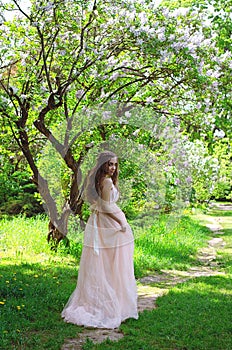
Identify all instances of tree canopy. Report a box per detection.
[0,0,231,245]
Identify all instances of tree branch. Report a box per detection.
[0,81,20,117]
[12,0,31,20]
[68,0,97,80]
[37,27,53,93]
[104,77,145,103]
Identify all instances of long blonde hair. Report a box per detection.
[83,151,119,204]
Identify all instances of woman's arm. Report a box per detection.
[101,178,126,232]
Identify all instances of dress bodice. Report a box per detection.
[90,183,119,213]
[85,181,133,254]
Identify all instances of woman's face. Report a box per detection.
[106,157,117,177]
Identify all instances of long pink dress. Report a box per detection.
[61,182,138,329]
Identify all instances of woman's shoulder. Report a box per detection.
[102,177,113,188]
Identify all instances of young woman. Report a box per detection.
[61,151,138,329]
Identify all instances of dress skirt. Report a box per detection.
[61,197,138,329]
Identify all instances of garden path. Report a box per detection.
[61,203,230,350]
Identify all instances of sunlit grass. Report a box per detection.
[0,215,81,349]
[84,275,232,350]
[0,214,51,263]
[133,215,210,277]
[0,204,231,350]
[0,260,80,349]
[195,202,232,275]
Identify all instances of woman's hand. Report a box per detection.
[119,221,127,232]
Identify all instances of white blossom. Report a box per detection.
[174,178,181,185]
[75,89,85,99]
[100,90,106,98]
[0,96,9,103]
[171,8,190,17]
[11,86,18,94]
[107,57,118,67]
[214,129,225,138]
[146,96,154,104]
[138,12,148,25]
[119,116,128,124]
[169,34,175,41]
[137,38,144,45]
[102,111,112,120]
[158,33,165,41]
[132,129,140,136]
[44,3,54,11]
[110,72,120,81]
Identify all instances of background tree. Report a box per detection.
[0,0,230,246]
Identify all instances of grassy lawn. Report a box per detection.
[132,213,210,277]
[206,204,232,275]
[0,215,81,350]
[0,204,231,350]
[88,275,232,350]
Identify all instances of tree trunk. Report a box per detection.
[47,201,72,250]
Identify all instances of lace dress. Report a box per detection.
[61,182,138,329]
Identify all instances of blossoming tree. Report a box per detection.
[0,0,230,245]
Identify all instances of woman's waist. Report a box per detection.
[84,227,134,248]
[90,202,121,214]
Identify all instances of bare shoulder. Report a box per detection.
[102,177,113,189]
[101,177,113,201]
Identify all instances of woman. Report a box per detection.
[61,151,138,329]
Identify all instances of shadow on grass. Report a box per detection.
[219,228,232,239]
[91,275,232,350]
[208,210,232,217]
[0,262,82,350]
[216,227,232,273]
[207,203,232,217]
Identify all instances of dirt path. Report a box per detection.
[61,203,230,350]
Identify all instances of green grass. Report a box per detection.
[0,204,231,350]
[0,262,80,349]
[0,215,82,350]
[132,214,210,277]
[197,203,232,275]
[82,203,232,350]
[84,275,232,350]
